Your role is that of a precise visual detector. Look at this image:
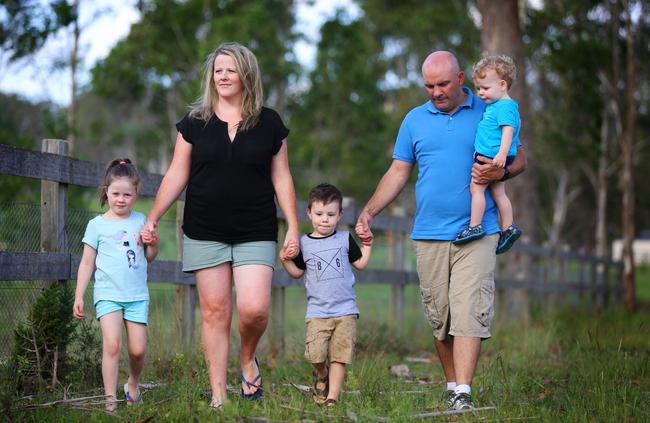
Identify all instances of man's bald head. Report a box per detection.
[422,51,461,74]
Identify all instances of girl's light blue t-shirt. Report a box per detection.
[82,211,149,305]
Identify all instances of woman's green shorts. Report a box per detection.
[182,235,277,272]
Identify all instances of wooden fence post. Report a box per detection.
[40,139,68,287]
[174,201,196,346]
[269,285,285,358]
[269,221,286,357]
[391,230,405,335]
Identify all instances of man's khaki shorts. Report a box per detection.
[413,234,498,340]
[304,315,357,364]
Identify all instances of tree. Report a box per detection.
[0,0,75,62]
[288,12,389,199]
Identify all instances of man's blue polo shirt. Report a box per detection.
[393,87,520,240]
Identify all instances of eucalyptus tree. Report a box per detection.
[288,12,388,199]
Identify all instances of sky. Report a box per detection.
[0,0,360,106]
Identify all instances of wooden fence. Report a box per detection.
[0,141,625,356]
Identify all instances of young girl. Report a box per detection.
[73,158,159,412]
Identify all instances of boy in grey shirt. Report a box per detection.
[280,183,372,406]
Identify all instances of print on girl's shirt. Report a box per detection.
[110,230,140,269]
[127,250,137,268]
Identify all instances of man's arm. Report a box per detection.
[355,159,413,241]
[471,144,527,185]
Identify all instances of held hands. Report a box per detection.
[355,210,374,246]
[280,239,299,262]
[140,222,159,246]
[492,152,507,168]
[281,228,300,261]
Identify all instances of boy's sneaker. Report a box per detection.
[444,390,456,408]
[449,392,474,410]
[496,224,522,255]
[453,225,485,245]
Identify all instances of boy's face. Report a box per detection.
[474,69,508,104]
[307,200,342,237]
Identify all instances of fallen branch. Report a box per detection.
[411,406,496,418]
[21,394,109,408]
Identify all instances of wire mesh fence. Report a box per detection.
[0,201,180,359]
[0,200,410,360]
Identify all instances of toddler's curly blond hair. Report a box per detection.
[473,55,517,89]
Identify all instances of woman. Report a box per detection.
[145,42,299,409]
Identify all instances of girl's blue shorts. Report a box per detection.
[95,299,149,325]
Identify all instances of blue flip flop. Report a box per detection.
[124,382,143,404]
[240,357,263,400]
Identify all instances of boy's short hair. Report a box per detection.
[473,54,517,89]
[308,183,343,212]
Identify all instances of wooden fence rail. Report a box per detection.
[0,141,624,356]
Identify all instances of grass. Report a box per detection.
[6,284,650,422]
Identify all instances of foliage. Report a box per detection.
[11,283,77,392]
[1,1,650,252]
[5,299,649,421]
[66,320,102,388]
[288,12,390,199]
[0,0,75,61]
[0,93,67,202]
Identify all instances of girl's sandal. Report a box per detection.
[124,382,143,404]
[104,395,118,414]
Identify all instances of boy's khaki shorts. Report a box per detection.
[305,315,357,364]
[413,234,498,340]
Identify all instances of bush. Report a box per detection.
[11,283,77,392]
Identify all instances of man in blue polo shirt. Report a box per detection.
[355,51,527,410]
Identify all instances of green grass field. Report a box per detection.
[6,283,649,422]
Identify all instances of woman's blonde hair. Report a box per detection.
[190,42,263,131]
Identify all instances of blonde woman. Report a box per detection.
[145,42,299,409]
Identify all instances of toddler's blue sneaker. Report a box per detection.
[453,225,485,245]
[496,224,522,254]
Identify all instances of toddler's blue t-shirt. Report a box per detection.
[474,98,520,158]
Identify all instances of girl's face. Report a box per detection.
[307,201,342,237]
[213,54,243,99]
[105,177,138,219]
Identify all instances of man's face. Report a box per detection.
[423,64,465,113]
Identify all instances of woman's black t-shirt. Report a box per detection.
[176,107,290,243]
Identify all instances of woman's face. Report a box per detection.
[213,54,243,99]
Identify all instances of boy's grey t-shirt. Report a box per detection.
[293,230,361,318]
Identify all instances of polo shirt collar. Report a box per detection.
[426,86,475,115]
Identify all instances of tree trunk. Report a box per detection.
[478,0,537,243]
[478,0,535,320]
[549,169,580,249]
[67,0,80,153]
[620,0,636,311]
